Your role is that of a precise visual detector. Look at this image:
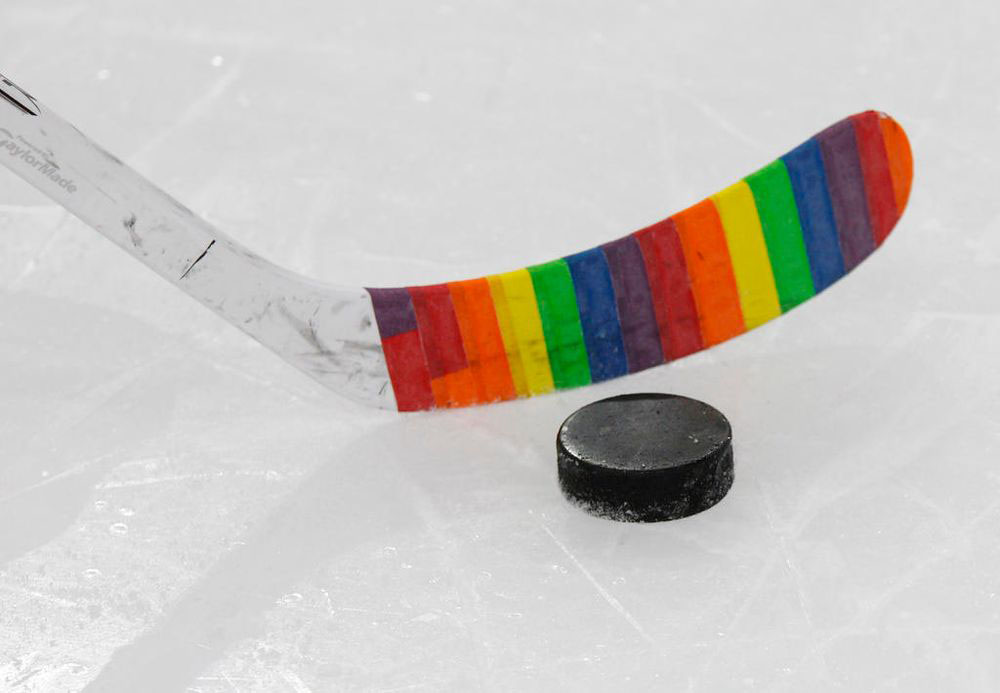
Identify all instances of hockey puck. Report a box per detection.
[556,393,734,522]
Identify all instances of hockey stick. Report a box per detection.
[0,73,911,412]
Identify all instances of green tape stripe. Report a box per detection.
[527,259,592,389]
[745,160,816,311]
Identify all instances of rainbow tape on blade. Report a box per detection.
[367,111,913,411]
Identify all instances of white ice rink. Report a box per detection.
[2,1,999,690]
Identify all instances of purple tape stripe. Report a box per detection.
[600,236,664,373]
[816,120,876,271]
[367,287,418,338]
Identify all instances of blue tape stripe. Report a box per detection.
[563,248,628,382]
[782,139,846,292]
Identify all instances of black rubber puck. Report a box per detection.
[556,393,734,522]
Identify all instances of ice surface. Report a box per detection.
[1,1,999,691]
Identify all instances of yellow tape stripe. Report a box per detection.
[711,182,782,329]
[489,269,554,395]
[486,274,529,396]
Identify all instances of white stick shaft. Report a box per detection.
[0,73,396,409]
